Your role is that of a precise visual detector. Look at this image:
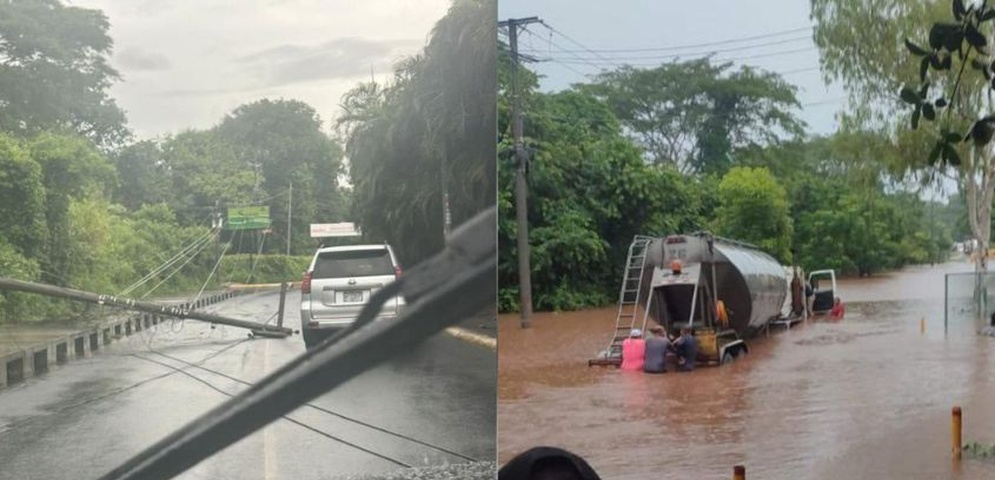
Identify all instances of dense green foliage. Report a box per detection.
[338,0,496,266]
[0,0,130,149]
[580,59,805,176]
[713,167,793,263]
[217,255,312,285]
[810,0,994,277]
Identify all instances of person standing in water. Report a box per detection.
[673,326,698,371]
[620,329,645,371]
[643,325,672,374]
[829,296,846,320]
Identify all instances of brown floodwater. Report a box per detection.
[498,259,995,479]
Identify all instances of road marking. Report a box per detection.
[444,327,496,350]
[264,339,277,480]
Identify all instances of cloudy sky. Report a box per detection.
[68,0,451,140]
[498,0,848,136]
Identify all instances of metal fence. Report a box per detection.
[944,271,995,329]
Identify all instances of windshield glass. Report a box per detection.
[0,1,497,480]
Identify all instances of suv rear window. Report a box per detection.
[313,249,393,279]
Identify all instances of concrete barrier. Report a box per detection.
[33,349,47,374]
[55,342,67,364]
[0,291,241,390]
[3,352,24,386]
[73,335,85,359]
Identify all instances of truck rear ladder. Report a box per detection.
[589,235,654,366]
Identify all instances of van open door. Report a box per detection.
[807,269,837,314]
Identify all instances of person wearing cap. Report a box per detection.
[619,328,645,371]
[643,325,672,374]
[673,326,698,371]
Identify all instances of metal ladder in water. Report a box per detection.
[605,235,654,358]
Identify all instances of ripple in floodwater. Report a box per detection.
[498,261,995,479]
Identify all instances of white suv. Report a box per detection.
[299,243,405,348]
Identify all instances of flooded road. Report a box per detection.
[498,260,995,479]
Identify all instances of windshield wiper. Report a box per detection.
[97,206,497,480]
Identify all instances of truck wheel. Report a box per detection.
[721,351,735,365]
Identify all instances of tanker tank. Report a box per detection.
[641,233,789,337]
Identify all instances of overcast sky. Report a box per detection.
[68,0,450,140]
[498,0,847,137]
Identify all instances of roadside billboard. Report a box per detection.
[227,206,271,230]
[310,222,361,238]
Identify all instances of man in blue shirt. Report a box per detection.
[674,326,698,371]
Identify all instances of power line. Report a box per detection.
[532,26,814,54]
[526,35,813,62]
[525,25,617,71]
[130,353,412,469]
[515,93,847,131]
[120,227,219,297]
[522,23,819,80]
[544,46,818,68]
[538,21,621,69]
[141,349,479,463]
[520,26,592,78]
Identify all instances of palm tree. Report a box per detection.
[336,0,496,266]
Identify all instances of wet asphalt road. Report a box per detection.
[0,289,496,480]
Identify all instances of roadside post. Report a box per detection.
[953,406,962,460]
[277,282,288,329]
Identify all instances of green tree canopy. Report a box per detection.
[28,133,115,286]
[111,140,173,212]
[811,0,994,279]
[0,133,46,260]
[580,59,805,176]
[159,130,255,226]
[339,0,495,266]
[713,166,793,263]
[214,98,347,255]
[498,56,708,312]
[0,0,129,149]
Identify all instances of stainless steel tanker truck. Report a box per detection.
[589,232,812,368]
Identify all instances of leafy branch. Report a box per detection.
[902,0,995,166]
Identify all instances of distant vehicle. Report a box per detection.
[299,243,406,348]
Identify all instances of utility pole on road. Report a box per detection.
[500,16,541,329]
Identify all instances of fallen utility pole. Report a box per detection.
[0,277,292,337]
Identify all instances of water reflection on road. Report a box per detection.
[498,260,995,479]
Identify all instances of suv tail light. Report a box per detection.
[302,271,312,294]
[394,265,402,279]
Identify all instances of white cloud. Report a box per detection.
[115,47,171,71]
[69,0,451,139]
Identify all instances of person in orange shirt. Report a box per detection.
[620,329,646,371]
[829,297,845,320]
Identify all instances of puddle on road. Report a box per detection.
[498,261,995,479]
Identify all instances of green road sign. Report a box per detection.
[227,206,271,230]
